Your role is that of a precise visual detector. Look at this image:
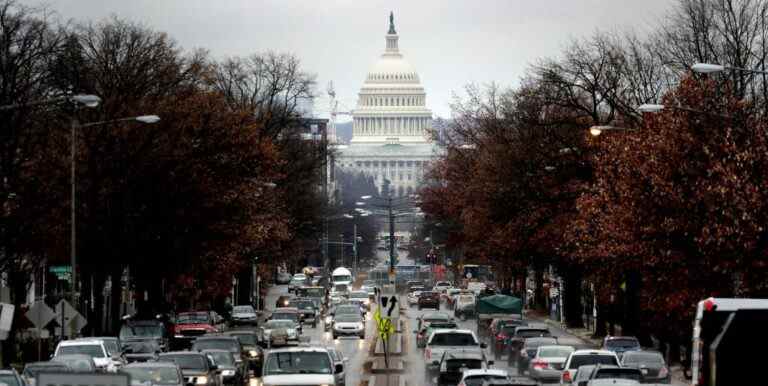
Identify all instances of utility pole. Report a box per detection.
[388,196,396,284]
[353,224,358,274]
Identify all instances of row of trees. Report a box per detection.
[0,0,327,341]
[421,0,768,355]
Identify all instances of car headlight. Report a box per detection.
[195,376,208,385]
[325,316,333,324]
[222,370,235,376]
[249,350,259,357]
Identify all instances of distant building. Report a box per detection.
[337,12,439,197]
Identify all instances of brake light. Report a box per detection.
[458,382,466,386]
[496,334,507,341]
[562,371,572,382]
[532,359,548,370]
[659,366,669,378]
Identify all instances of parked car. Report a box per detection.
[172,311,219,349]
[561,350,621,385]
[202,349,245,386]
[601,336,641,359]
[191,336,247,380]
[52,354,98,373]
[54,338,122,372]
[418,291,441,310]
[258,319,300,347]
[158,351,221,386]
[225,330,264,374]
[527,345,575,383]
[416,321,458,348]
[332,312,365,339]
[122,361,184,386]
[430,349,493,386]
[22,362,71,386]
[260,347,339,386]
[572,364,643,386]
[620,350,670,384]
[229,305,258,326]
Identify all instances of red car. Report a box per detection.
[171,311,219,349]
[417,291,441,310]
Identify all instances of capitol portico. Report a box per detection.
[338,12,438,197]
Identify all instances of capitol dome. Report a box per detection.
[365,56,421,85]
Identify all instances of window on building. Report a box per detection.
[364,161,370,167]
[390,161,396,167]
[398,161,404,167]
[398,173,403,180]
[407,174,412,180]
[373,161,379,167]
[356,161,362,167]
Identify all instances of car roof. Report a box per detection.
[444,350,485,360]
[125,361,179,368]
[604,336,639,341]
[462,369,508,377]
[432,329,475,335]
[524,337,558,345]
[273,307,299,312]
[59,339,104,345]
[538,345,575,351]
[160,351,206,356]
[200,349,232,354]
[0,370,16,375]
[194,336,238,341]
[266,346,330,354]
[571,349,618,356]
[226,330,256,335]
[422,312,451,319]
[54,354,94,359]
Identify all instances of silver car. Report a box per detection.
[326,347,348,386]
[527,345,574,383]
[122,361,184,386]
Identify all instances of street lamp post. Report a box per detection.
[691,62,768,76]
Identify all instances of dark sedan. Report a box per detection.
[418,291,441,310]
[621,350,670,384]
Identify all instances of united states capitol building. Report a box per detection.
[337,13,439,197]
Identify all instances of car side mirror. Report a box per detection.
[480,343,487,349]
[335,364,344,374]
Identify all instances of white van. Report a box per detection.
[331,267,353,287]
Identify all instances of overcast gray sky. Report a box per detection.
[27,0,674,119]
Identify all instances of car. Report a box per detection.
[424,329,487,375]
[406,280,423,289]
[288,274,307,293]
[489,317,526,340]
[202,349,245,386]
[444,288,462,309]
[326,347,348,386]
[416,321,459,348]
[602,336,641,359]
[225,330,264,374]
[288,298,319,327]
[172,311,219,349]
[120,319,169,362]
[586,380,639,386]
[454,293,476,319]
[191,336,248,381]
[158,351,221,386]
[294,286,327,312]
[361,280,377,295]
[504,327,552,365]
[433,281,453,294]
[258,319,300,348]
[22,362,71,386]
[620,350,670,384]
[527,345,575,383]
[517,337,558,372]
[407,286,425,306]
[83,337,122,357]
[348,290,371,310]
[325,303,362,331]
[417,312,453,331]
[122,361,184,386]
[54,339,122,372]
[458,368,510,386]
[0,369,27,386]
[418,291,441,310]
[276,271,292,284]
[332,312,365,339]
[260,346,340,386]
[430,349,494,386]
[269,307,301,324]
[229,305,258,326]
[572,364,643,386]
[561,350,621,385]
[52,354,98,372]
[492,322,528,357]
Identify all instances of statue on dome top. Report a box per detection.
[388,11,396,34]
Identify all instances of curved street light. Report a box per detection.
[638,104,665,113]
[588,125,637,137]
[691,62,768,76]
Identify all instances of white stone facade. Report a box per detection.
[338,13,437,197]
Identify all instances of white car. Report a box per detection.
[433,281,453,293]
[458,369,510,386]
[261,346,340,386]
[560,349,620,385]
[54,339,122,372]
[332,313,365,339]
[407,290,423,306]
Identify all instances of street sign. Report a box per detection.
[0,303,14,332]
[49,265,72,274]
[55,299,85,337]
[70,313,88,333]
[26,301,56,328]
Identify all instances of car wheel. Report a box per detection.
[333,334,338,339]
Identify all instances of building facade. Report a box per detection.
[338,12,438,197]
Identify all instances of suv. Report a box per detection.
[430,350,494,386]
[424,329,486,374]
[225,330,264,373]
[54,339,122,372]
[191,336,247,380]
[261,346,340,386]
[158,351,221,386]
[601,336,641,359]
[561,350,620,385]
[571,364,643,386]
[229,305,258,326]
[288,298,319,327]
[418,291,441,310]
[120,319,169,362]
[505,327,552,365]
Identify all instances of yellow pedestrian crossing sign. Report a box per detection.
[373,305,395,339]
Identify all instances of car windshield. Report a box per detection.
[464,375,508,386]
[57,345,106,358]
[233,306,254,313]
[289,301,314,309]
[0,374,19,386]
[297,288,325,297]
[54,357,94,371]
[516,329,551,338]
[159,355,207,370]
[605,338,640,349]
[24,364,69,377]
[622,352,664,365]
[335,306,359,315]
[458,295,475,303]
[430,333,477,346]
[176,313,209,324]
[120,324,163,339]
[264,352,332,375]
[445,359,482,372]
[193,339,238,352]
[539,347,574,358]
[271,313,298,321]
[123,367,181,385]
[265,320,295,329]
[594,369,642,381]
[429,322,458,330]
[230,334,258,346]
[332,274,352,283]
[206,351,234,366]
[569,355,619,369]
[336,314,362,323]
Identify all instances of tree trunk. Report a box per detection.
[564,268,584,328]
[622,270,641,336]
[534,267,545,311]
[594,303,608,337]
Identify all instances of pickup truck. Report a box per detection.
[423,329,487,375]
